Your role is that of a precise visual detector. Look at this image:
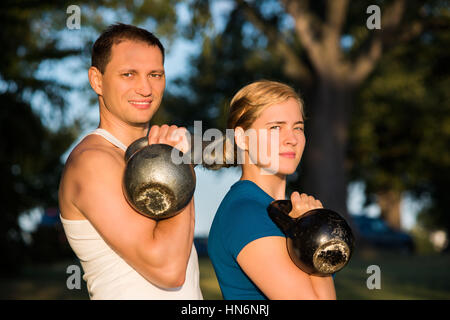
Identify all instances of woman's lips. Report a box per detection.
[279,152,295,159]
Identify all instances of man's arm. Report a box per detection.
[65,145,194,289]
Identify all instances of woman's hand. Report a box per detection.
[288,191,323,218]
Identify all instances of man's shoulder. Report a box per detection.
[63,135,124,181]
[59,135,125,219]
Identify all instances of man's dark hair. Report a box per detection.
[92,23,165,73]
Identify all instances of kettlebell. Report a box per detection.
[123,137,196,220]
[267,200,355,276]
[122,134,226,220]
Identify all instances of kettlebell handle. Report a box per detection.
[125,137,148,162]
[124,134,227,167]
[267,200,296,237]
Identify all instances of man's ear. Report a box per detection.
[234,126,248,151]
[88,66,103,96]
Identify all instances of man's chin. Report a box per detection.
[127,116,154,128]
[130,109,159,124]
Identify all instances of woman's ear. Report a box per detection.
[88,66,103,96]
[234,126,248,151]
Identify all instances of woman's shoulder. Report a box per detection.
[221,181,270,215]
[211,180,279,240]
[225,180,271,202]
[212,181,285,259]
[227,198,268,221]
[214,182,274,232]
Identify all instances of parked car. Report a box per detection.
[351,215,415,254]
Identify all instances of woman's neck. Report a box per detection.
[240,164,287,200]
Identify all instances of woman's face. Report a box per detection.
[244,98,305,176]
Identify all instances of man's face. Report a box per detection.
[95,40,165,126]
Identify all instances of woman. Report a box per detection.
[207,80,336,300]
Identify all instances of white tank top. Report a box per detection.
[60,128,203,300]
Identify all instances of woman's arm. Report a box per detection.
[309,274,336,299]
[236,236,336,300]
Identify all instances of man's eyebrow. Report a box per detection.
[118,68,137,73]
[117,69,165,73]
[149,69,165,74]
[265,120,304,125]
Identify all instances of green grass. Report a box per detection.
[200,250,450,300]
[1,250,449,299]
[0,260,89,300]
[333,249,450,299]
[199,257,223,300]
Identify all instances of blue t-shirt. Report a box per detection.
[208,180,285,300]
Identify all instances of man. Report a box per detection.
[58,23,203,299]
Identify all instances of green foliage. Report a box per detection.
[349,17,450,232]
[0,92,78,273]
[162,4,293,130]
[0,1,81,273]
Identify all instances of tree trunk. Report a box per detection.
[377,190,402,230]
[301,77,354,221]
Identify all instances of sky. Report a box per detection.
[21,1,424,236]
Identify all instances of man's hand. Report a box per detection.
[288,192,323,218]
[148,124,190,154]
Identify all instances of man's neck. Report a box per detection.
[98,118,148,149]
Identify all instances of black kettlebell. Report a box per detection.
[267,200,355,276]
[123,137,196,220]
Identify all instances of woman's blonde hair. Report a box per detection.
[227,80,305,131]
[204,80,305,170]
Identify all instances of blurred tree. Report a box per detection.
[0,0,81,273]
[170,0,448,227]
[349,22,450,231]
